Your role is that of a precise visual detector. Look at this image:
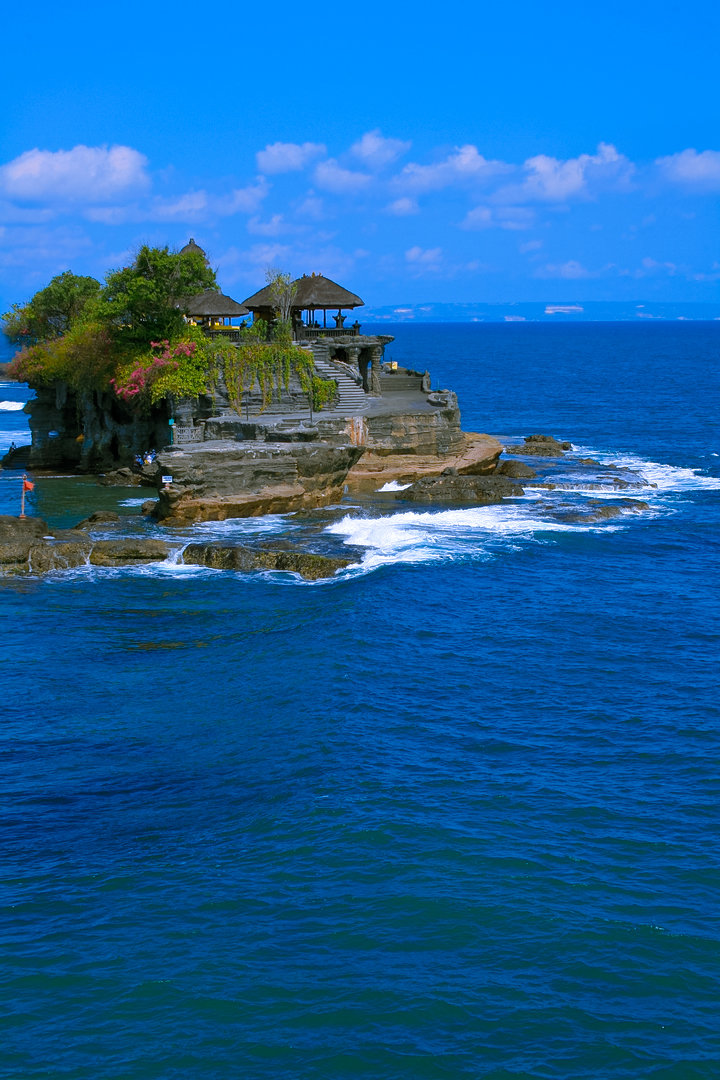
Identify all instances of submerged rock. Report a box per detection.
[75,511,122,530]
[0,514,49,540]
[506,434,572,457]
[403,473,522,504]
[554,498,650,523]
[89,539,171,566]
[181,543,350,580]
[497,459,538,478]
[97,467,142,487]
[0,516,93,574]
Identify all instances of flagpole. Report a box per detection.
[20,473,27,518]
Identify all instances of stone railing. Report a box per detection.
[173,424,205,444]
[202,325,362,345]
[295,325,361,340]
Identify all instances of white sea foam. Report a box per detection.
[118,498,148,507]
[377,480,412,492]
[570,446,720,493]
[192,513,296,538]
[0,401,24,412]
[325,504,611,573]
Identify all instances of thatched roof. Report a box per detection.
[185,290,249,317]
[243,273,364,311]
[180,238,208,261]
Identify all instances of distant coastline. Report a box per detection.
[362,300,720,323]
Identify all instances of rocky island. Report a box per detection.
[1,243,653,579]
[3,244,503,523]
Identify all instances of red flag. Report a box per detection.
[22,479,34,492]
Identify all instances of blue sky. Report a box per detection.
[1,0,719,310]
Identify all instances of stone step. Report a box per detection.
[379,375,424,392]
[314,360,368,413]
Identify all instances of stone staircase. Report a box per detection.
[314,358,368,415]
[379,372,425,393]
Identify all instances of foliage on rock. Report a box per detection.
[110,330,214,412]
[100,245,217,346]
[2,271,101,345]
[7,321,116,392]
[4,249,337,416]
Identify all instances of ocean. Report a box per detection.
[1,322,719,1079]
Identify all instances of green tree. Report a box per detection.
[3,271,101,345]
[265,267,297,327]
[101,245,217,345]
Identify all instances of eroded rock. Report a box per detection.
[181,543,350,580]
[506,434,572,457]
[75,511,122,530]
[88,539,171,566]
[403,474,522,504]
[154,440,365,524]
[497,460,538,478]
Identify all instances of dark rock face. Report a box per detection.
[89,539,171,566]
[97,468,142,487]
[1,444,31,468]
[154,440,365,524]
[0,516,169,575]
[0,539,92,575]
[554,498,650,523]
[497,459,538,478]
[506,434,572,457]
[75,511,122,529]
[403,474,522,504]
[0,515,49,540]
[364,397,465,457]
[24,384,171,472]
[181,543,350,580]
[0,516,93,574]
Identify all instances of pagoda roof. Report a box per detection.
[179,238,208,261]
[243,273,364,311]
[185,290,249,317]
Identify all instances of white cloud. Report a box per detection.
[496,143,634,204]
[536,260,594,279]
[462,205,535,230]
[350,129,411,169]
[395,145,512,193]
[655,148,720,189]
[692,261,720,282]
[405,245,443,273]
[314,159,373,194]
[0,224,93,271]
[0,200,56,225]
[256,141,327,174]
[0,144,150,203]
[150,190,209,221]
[385,197,419,216]
[519,239,543,253]
[247,214,289,236]
[85,205,140,225]
[219,178,269,215]
[636,256,678,276]
[295,194,324,220]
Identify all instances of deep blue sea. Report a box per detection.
[1,323,719,1080]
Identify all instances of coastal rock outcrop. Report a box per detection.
[154,439,365,524]
[497,459,538,478]
[402,473,522,504]
[506,434,572,457]
[345,433,503,493]
[88,539,171,566]
[181,543,350,580]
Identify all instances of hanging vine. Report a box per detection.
[221,323,336,414]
